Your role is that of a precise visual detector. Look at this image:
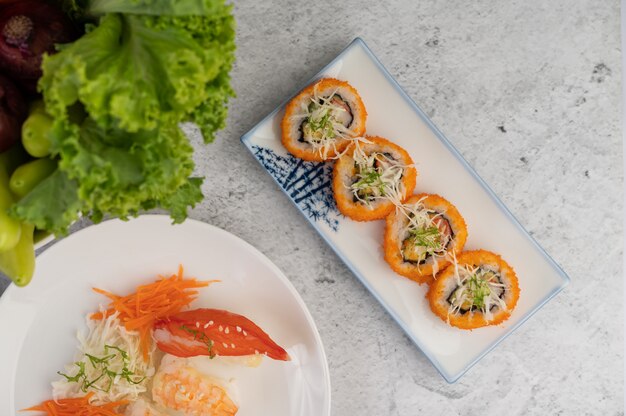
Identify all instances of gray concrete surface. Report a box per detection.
[1,1,623,414]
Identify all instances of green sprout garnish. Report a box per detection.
[58,361,85,383]
[465,274,492,308]
[408,226,442,250]
[350,150,407,206]
[354,169,383,190]
[58,344,146,393]
[449,271,494,310]
[305,109,336,140]
[180,325,216,359]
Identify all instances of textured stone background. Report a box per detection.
[1,1,623,414]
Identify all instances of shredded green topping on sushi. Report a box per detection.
[304,109,336,139]
[408,226,442,249]
[463,275,492,308]
[447,265,507,321]
[352,169,384,195]
[350,144,407,206]
[395,198,452,270]
[294,87,354,158]
[403,222,446,261]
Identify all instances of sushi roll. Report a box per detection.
[427,250,520,330]
[281,78,367,161]
[384,194,468,283]
[333,136,417,221]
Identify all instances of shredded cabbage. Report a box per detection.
[447,264,508,321]
[52,312,155,405]
[349,139,409,207]
[395,197,451,274]
[291,85,354,159]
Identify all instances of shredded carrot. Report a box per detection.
[23,392,127,415]
[91,265,216,360]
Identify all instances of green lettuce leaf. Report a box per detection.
[17,0,236,235]
[40,13,229,133]
[10,170,83,236]
[151,12,236,142]
[56,118,195,219]
[158,177,204,223]
[11,120,203,233]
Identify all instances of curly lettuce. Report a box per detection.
[40,11,234,137]
[11,0,234,235]
[10,170,82,235]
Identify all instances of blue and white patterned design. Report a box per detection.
[252,146,341,231]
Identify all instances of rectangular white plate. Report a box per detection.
[241,38,570,383]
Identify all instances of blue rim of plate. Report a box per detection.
[240,37,570,383]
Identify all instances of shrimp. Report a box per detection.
[152,355,238,416]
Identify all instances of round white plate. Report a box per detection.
[0,215,330,416]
